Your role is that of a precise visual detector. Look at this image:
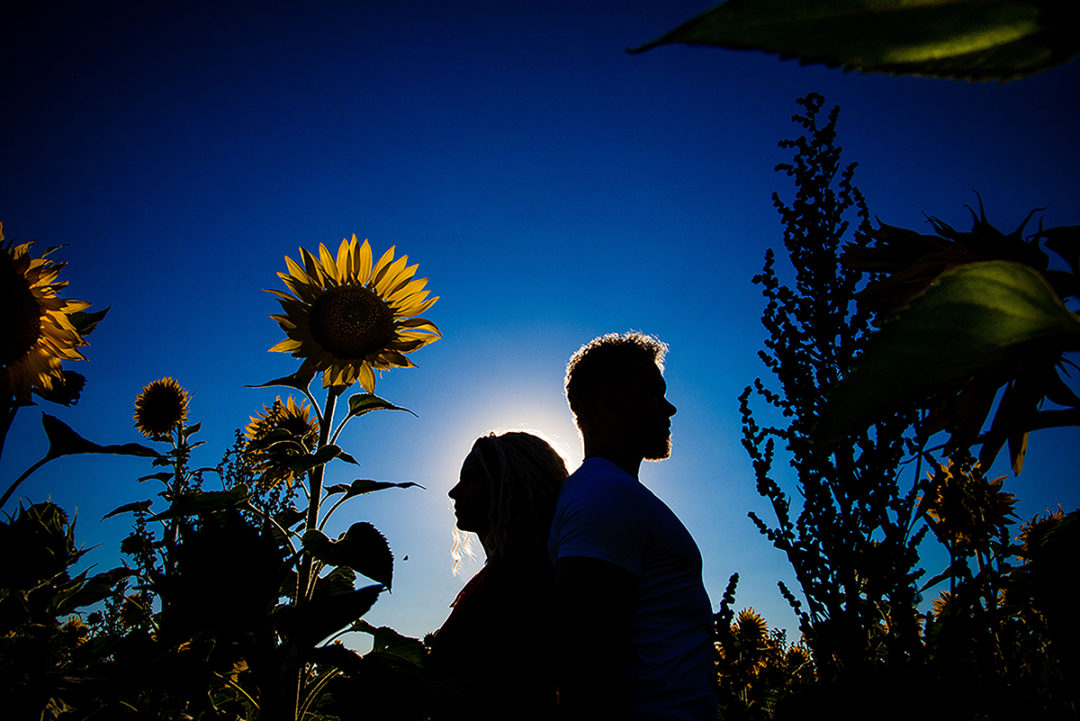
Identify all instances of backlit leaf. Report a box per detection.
[629,0,1080,82]
[103,499,153,519]
[150,484,251,521]
[345,392,416,420]
[246,369,316,392]
[276,584,383,649]
[68,306,109,336]
[324,478,424,499]
[816,261,1080,444]
[285,444,358,474]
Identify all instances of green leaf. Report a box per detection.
[68,306,109,336]
[285,444,358,474]
[303,522,394,590]
[324,478,424,499]
[816,261,1080,444]
[314,565,357,599]
[1,415,161,509]
[276,584,383,649]
[138,472,175,483]
[352,620,427,668]
[39,414,161,462]
[150,484,251,521]
[245,369,316,392]
[345,392,416,420]
[102,499,153,519]
[629,0,1080,82]
[57,567,134,614]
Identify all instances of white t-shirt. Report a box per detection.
[548,457,716,721]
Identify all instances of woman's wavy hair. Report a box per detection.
[451,431,568,572]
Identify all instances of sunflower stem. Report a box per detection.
[291,386,340,720]
[0,400,17,462]
[0,456,48,510]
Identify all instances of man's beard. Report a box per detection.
[642,434,671,462]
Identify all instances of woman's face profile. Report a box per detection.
[449,445,491,535]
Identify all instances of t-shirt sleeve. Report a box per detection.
[552,475,651,576]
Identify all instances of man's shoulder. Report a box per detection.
[564,458,645,497]
[558,458,655,519]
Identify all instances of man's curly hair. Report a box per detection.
[565,331,667,424]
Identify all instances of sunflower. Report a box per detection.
[243,395,318,489]
[1,224,92,401]
[267,235,440,391]
[133,377,190,439]
[923,459,1017,552]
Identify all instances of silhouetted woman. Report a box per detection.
[427,431,568,721]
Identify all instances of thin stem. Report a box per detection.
[0,400,17,462]
[329,405,356,446]
[1,456,49,509]
[299,668,342,721]
[292,386,340,721]
[319,495,350,532]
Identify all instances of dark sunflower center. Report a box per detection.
[0,258,43,366]
[136,385,186,435]
[308,285,395,359]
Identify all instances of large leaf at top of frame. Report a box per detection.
[815,261,1080,444]
[628,0,1080,82]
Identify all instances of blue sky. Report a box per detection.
[3,1,1078,644]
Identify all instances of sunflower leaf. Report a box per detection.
[1,414,163,509]
[246,369,316,393]
[275,584,383,649]
[816,261,1080,445]
[303,522,394,590]
[68,307,109,336]
[57,567,135,614]
[628,0,1080,82]
[40,414,161,462]
[103,500,153,519]
[353,621,427,667]
[314,565,358,599]
[150,484,251,521]
[285,444,355,474]
[325,479,425,499]
[345,393,417,420]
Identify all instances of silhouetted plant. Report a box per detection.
[740,93,925,683]
[714,574,814,721]
[741,94,1078,720]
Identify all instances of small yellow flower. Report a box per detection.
[267,235,440,391]
[244,395,318,489]
[133,377,189,439]
[1,224,92,400]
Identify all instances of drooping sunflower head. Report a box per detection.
[267,235,440,391]
[133,377,190,439]
[923,459,1017,552]
[243,395,318,489]
[2,225,92,401]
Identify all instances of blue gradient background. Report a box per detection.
[3,1,1078,644]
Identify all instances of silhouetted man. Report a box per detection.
[548,332,716,721]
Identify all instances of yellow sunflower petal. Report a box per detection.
[357,364,377,393]
[371,244,397,283]
[356,238,374,284]
[374,254,410,295]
